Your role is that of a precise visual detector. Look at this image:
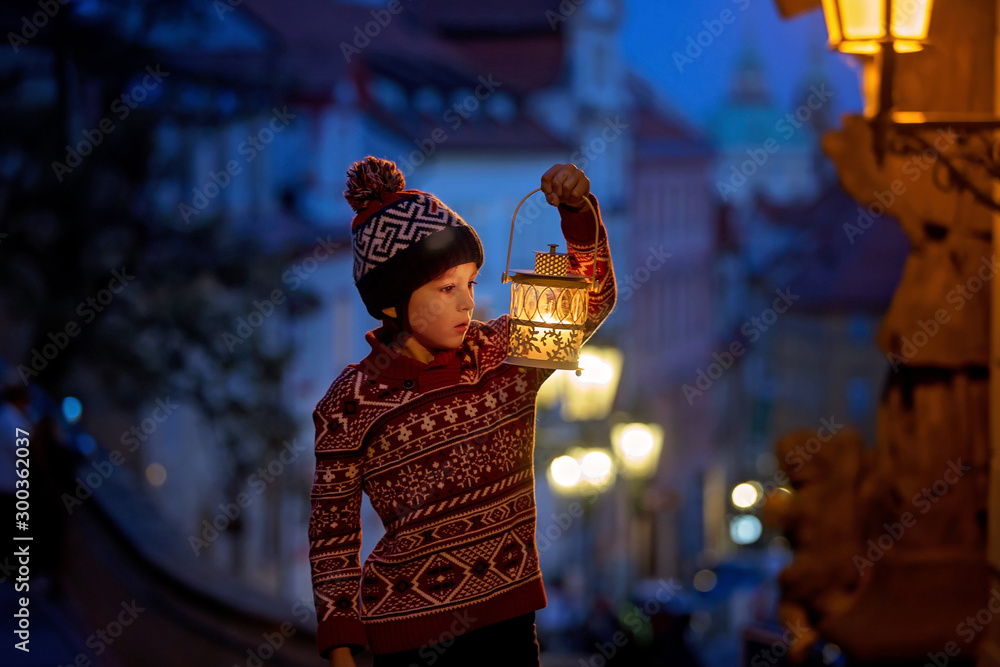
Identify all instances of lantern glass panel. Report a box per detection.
[508,280,589,369]
[516,285,538,320]
[539,287,561,324]
[839,0,885,41]
[540,286,583,324]
[891,0,932,41]
[820,0,843,45]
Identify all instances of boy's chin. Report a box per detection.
[435,333,466,349]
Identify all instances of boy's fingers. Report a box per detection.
[540,164,563,192]
[541,163,587,206]
[551,167,577,198]
[568,178,589,204]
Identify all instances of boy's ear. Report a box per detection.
[382,306,397,318]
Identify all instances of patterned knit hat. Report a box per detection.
[345,156,484,321]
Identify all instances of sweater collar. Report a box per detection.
[356,323,462,382]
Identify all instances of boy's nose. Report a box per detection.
[460,292,474,312]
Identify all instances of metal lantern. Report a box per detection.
[820,0,934,54]
[501,188,600,374]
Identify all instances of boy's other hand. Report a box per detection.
[541,163,590,210]
[329,646,357,667]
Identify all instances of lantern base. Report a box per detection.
[503,356,580,371]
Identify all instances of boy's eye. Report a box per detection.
[442,281,477,293]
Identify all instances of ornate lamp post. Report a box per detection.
[533,324,622,606]
[546,445,617,606]
[611,422,665,580]
[766,1,994,662]
[816,0,1000,212]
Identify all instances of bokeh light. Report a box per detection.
[731,482,760,508]
[693,569,718,592]
[580,450,614,485]
[62,396,83,423]
[145,463,167,487]
[730,515,763,545]
[550,455,581,489]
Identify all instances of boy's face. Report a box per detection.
[390,261,479,351]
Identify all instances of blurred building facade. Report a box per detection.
[618,77,715,585]
[704,47,907,568]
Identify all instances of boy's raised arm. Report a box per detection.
[309,381,369,660]
[557,191,617,346]
[540,162,617,347]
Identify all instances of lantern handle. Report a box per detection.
[502,188,601,287]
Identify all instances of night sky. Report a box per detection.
[620,0,864,128]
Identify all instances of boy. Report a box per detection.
[310,156,617,666]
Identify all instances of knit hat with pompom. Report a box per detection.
[345,156,484,321]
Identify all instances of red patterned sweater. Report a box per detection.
[309,193,617,658]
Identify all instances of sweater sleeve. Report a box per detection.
[558,192,617,348]
[309,377,368,659]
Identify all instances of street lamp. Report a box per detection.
[731,481,763,509]
[547,446,617,496]
[536,345,622,418]
[549,454,583,490]
[820,0,933,54]
[610,421,666,581]
[816,0,1000,209]
[545,445,617,606]
[610,422,663,479]
[560,348,623,421]
[730,515,763,545]
[820,0,933,125]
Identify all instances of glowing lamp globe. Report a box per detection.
[820,0,933,54]
[610,422,664,479]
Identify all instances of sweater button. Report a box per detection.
[402,379,415,389]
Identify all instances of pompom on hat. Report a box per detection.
[345,156,484,321]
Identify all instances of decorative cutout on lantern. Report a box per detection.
[501,188,600,374]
